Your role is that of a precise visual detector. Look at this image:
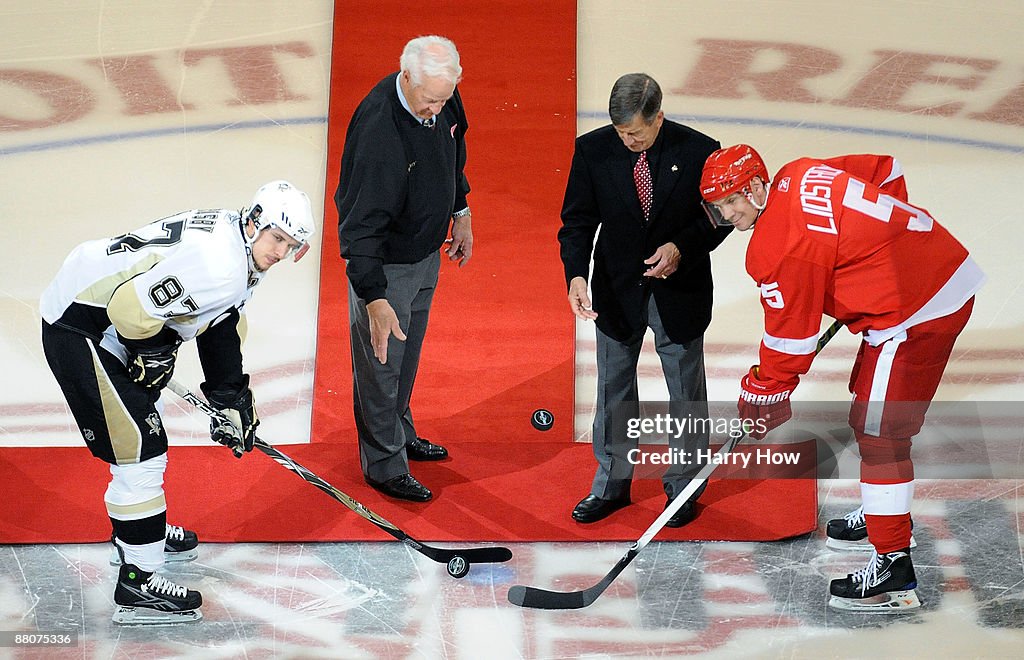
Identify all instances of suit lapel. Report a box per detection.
[648,134,686,223]
[607,139,646,224]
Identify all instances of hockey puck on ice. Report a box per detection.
[446,555,469,579]
[531,409,554,431]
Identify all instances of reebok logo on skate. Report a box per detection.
[120,583,177,611]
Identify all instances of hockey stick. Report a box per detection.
[166,380,512,578]
[508,319,844,609]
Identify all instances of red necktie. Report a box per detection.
[634,151,652,220]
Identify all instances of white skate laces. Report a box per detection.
[166,524,187,542]
[851,549,887,596]
[844,506,866,529]
[144,573,190,599]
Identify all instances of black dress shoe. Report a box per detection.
[572,494,630,523]
[664,496,698,528]
[406,437,448,461]
[366,473,432,502]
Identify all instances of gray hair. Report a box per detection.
[608,73,662,126]
[400,35,462,86]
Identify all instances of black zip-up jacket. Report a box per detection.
[336,73,470,302]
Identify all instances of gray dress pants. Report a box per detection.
[590,294,710,501]
[348,251,440,482]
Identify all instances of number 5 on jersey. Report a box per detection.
[760,281,785,309]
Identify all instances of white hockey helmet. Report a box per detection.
[244,180,316,262]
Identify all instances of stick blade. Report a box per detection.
[417,545,513,565]
[508,551,630,609]
[458,546,513,563]
[507,585,589,610]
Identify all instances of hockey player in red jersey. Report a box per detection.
[700,144,984,612]
[40,181,315,624]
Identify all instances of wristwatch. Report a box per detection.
[452,207,471,219]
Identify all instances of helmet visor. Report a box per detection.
[702,201,732,228]
[259,220,309,262]
[269,225,308,262]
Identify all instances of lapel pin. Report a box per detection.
[671,165,678,172]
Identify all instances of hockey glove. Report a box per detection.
[738,366,796,440]
[123,336,182,390]
[203,381,259,458]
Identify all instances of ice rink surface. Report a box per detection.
[2,1,1022,657]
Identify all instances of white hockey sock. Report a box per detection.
[116,538,165,572]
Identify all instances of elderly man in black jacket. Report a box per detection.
[336,35,473,502]
[558,73,731,525]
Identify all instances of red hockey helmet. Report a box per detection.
[700,144,769,203]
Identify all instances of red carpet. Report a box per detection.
[0,0,818,545]
[0,442,816,543]
[312,0,578,445]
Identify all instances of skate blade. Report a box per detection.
[826,535,917,552]
[112,605,203,625]
[110,548,199,565]
[828,589,921,612]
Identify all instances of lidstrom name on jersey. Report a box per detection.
[799,164,844,235]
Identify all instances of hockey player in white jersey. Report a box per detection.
[40,180,315,624]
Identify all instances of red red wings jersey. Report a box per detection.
[746,154,985,386]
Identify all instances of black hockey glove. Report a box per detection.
[122,336,182,390]
[202,380,259,458]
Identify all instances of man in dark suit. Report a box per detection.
[558,73,731,525]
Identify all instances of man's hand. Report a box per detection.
[567,276,598,321]
[123,337,181,390]
[738,366,796,439]
[446,214,473,266]
[643,242,681,279]
[367,299,406,364]
[204,382,259,458]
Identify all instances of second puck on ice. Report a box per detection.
[531,409,554,431]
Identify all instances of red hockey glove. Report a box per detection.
[738,366,795,439]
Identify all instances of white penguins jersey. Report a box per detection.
[40,209,263,347]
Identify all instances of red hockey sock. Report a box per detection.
[864,512,912,553]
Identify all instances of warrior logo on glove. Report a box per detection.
[738,366,796,439]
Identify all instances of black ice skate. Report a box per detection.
[110,524,199,565]
[825,506,917,551]
[828,548,921,612]
[112,564,203,625]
